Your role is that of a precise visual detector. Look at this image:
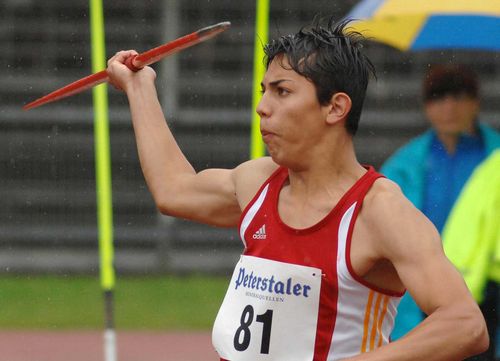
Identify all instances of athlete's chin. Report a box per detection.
[267,150,284,166]
[268,151,296,169]
[266,144,295,166]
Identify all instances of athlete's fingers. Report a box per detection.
[107,50,157,92]
[107,50,138,68]
[107,50,138,90]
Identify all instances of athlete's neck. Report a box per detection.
[285,136,365,206]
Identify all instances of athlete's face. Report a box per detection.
[256,56,331,169]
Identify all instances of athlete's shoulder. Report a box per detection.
[233,157,279,210]
[234,156,279,184]
[365,177,406,206]
[362,177,440,255]
[362,177,425,234]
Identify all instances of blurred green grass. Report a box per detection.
[0,275,229,330]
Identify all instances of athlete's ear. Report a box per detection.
[325,92,352,125]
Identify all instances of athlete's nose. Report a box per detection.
[256,93,270,119]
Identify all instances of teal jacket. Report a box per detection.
[380,122,500,340]
[381,123,500,210]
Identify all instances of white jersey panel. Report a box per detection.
[240,184,269,247]
[328,203,401,360]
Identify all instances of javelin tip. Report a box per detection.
[197,21,231,37]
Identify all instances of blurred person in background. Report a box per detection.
[442,149,500,361]
[381,64,500,360]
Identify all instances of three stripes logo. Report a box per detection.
[252,224,267,239]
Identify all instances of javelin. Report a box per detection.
[23,21,231,110]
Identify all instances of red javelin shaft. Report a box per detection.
[23,21,231,110]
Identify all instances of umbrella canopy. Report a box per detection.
[345,0,500,51]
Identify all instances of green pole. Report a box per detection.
[250,0,270,159]
[89,0,116,360]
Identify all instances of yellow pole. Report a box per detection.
[250,0,270,159]
[89,0,116,360]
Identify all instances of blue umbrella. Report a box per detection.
[345,0,500,51]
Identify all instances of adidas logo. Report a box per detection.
[252,224,267,240]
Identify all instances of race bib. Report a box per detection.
[212,255,322,360]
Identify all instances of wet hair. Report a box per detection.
[423,64,479,102]
[263,17,376,136]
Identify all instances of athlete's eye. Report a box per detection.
[277,87,290,96]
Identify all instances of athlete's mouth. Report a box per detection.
[260,130,275,142]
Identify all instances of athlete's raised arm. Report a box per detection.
[107,50,277,227]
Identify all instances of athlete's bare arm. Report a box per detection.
[348,179,488,361]
[107,50,278,227]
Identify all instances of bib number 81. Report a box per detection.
[233,305,273,354]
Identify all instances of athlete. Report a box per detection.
[106,17,488,361]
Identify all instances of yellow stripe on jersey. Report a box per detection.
[361,290,375,353]
[377,296,390,347]
[361,292,392,353]
[370,293,383,350]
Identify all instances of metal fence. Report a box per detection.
[1,0,499,274]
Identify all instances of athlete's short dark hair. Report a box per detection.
[264,16,375,136]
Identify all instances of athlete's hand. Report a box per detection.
[106,50,157,92]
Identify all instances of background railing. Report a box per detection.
[1,0,499,274]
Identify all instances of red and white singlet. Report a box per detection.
[212,166,403,361]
